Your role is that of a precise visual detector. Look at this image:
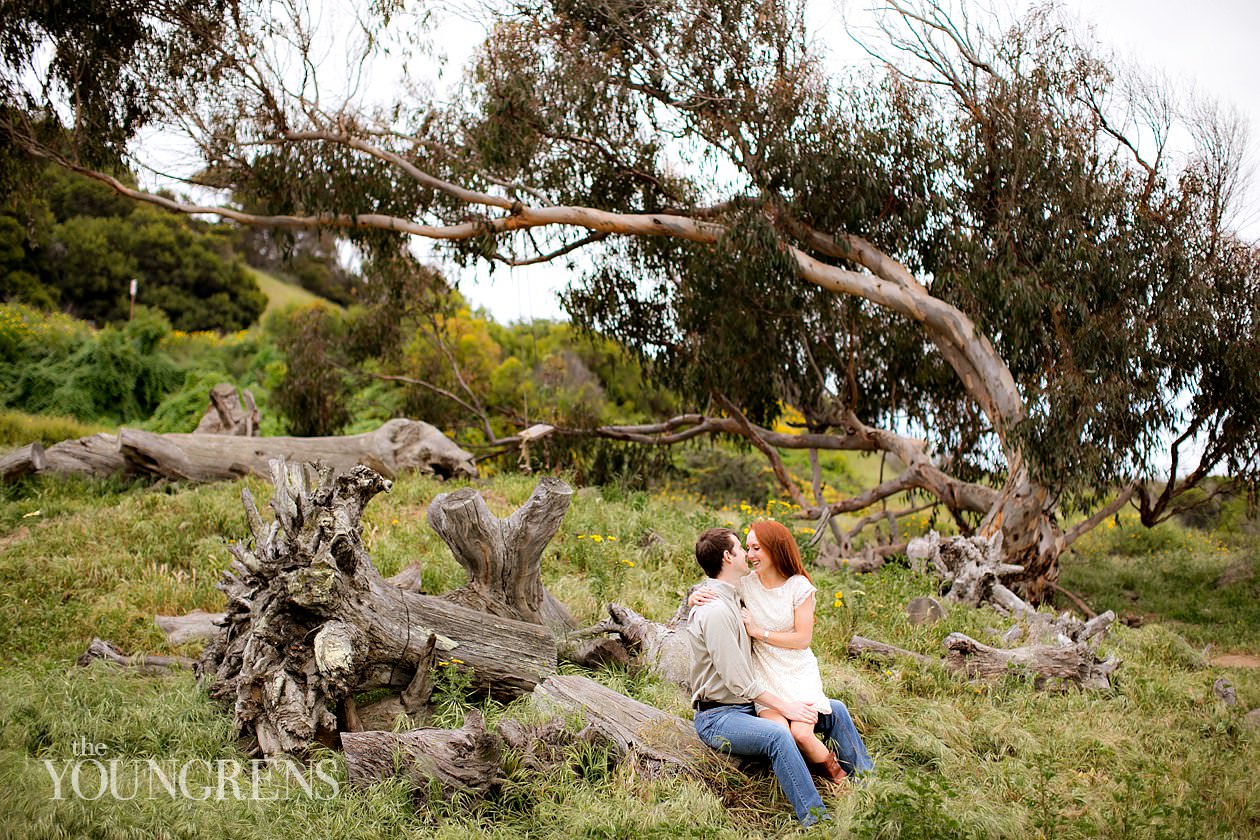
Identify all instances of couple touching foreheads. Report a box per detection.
[687,521,874,827]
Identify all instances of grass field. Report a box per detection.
[0,466,1257,839]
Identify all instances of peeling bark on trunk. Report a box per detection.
[979,466,1065,604]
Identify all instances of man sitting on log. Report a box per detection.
[687,527,873,827]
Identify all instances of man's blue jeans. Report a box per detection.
[693,700,874,826]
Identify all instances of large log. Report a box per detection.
[944,633,1120,690]
[199,460,556,758]
[530,674,727,775]
[0,441,44,481]
[5,418,476,483]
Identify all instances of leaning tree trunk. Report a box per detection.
[199,460,557,758]
[980,464,1065,604]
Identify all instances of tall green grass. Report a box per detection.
[0,472,1256,838]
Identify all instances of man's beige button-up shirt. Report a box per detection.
[687,578,765,705]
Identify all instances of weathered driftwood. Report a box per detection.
[78,638,196,674]
[848,634,937,666]
[194,383,259,436]
[426,478,576,634]
[908,530,1118,662]
[156,610,223,645]
[531,674,725,775]
[0,441,43,481]
[849,632,1119,690]
[944,633,1120,690]
[3,418,476,483]
[199,460,556,758]
[566,601,694,688]
[342,711,502,799]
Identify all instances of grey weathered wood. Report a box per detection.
[155,610,224,645]
[531,674,726,775]
[565,600,694,689]
[199,462,557,758]
[77,638,196,674]
[342,711,501,798]
[847,635,937,666]
[943,632,1119,690]
[194,383,259,436]
[0,441,44,480]
[427,477,576,633]
[11,418,476,483]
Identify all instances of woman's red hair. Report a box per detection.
[750,519,810,581]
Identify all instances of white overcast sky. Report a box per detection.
[450,0,1260,323]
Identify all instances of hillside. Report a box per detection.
[249,267,338,317]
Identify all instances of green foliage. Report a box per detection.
[268,303,355,436]
[1,166,266,331]
[1,305,181,424]
[0,2,232,177]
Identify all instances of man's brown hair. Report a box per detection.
[695,527,737,578]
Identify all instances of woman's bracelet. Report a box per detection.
[762,629,770,641]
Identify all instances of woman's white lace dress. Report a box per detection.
[740,572,832,714]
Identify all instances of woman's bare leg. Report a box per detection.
[758,710,831,763]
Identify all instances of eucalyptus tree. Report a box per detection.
[5,0,1257,598]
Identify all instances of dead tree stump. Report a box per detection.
[427,477,576,634]
[194,383,259,436]
[199,460,556,758]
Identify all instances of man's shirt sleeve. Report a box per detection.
[693,603,765,701]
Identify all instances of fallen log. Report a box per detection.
[944,633,1120,690]
[847,634,937,666]
[199,460,557,758]
[4,418,476,483]
[78,638,195,674]
[531,674,727,775]
[342,711,502,800]
[0,441,43,481]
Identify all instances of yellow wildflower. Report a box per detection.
[592,535,603,542]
